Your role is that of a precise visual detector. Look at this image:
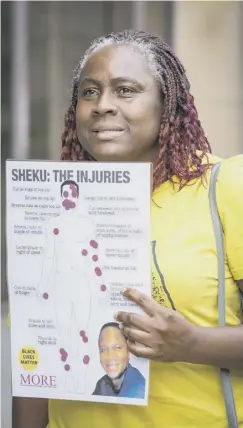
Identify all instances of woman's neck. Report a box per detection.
[135,144,159,168]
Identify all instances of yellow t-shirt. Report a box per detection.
[40,154,243,426]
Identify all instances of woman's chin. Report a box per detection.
[91,147,132,163]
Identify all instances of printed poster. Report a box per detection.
[6,160,152,406]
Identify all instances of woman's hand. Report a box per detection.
[114,288,197,363]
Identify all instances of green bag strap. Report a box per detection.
[209,162,238,428]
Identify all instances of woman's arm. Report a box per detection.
[12,397,48,428]
[115,288,243,370]
[188,325,243,369]
[237,279,243,295]
[188,279,243,369]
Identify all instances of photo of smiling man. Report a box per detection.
[93,322,145,399]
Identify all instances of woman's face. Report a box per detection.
[76,44,163,162]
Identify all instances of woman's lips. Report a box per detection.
[92,130,125,141]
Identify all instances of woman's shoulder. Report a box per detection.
[214,154,243,195]
[152,153,243,203]
[200,151,243,170]
[200,151,243,192]
[206,154,243,217]
[216,153,243,173]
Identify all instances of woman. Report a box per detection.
[13,30,243,428]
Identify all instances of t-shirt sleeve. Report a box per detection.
[217,155,243,281]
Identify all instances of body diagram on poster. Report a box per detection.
[37,180,107,393]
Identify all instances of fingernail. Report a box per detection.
[120,288,128,294]
[119,323,123,330]
[114,313,118,320]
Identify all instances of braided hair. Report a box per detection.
[61,30,211,190]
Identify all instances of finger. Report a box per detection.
[122,326,151,346]
[127,340,157,359]
[114,311,151,332]
[121,288,159,316]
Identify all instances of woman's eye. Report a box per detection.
[82,88,99,97]
[117,87,135,96]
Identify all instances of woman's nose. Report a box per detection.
[92,93,118,116]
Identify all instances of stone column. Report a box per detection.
[11,1,30,159]
[46,1,63,161]
[131,1,174,43]
[173,1,243,157]
[46,2,107,160]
